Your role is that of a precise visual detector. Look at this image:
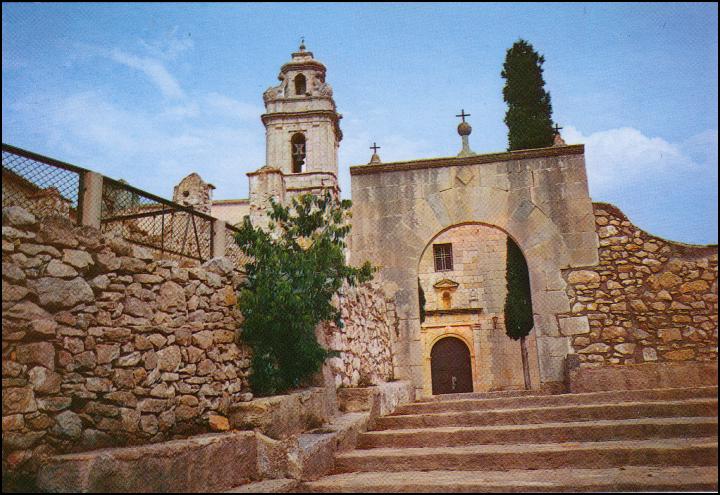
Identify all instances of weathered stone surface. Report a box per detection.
[664,348,695,361]
[3,387,37,415]
[51,410,83,439]
[558,316,590,336]
[157,281,186,312]
[3,206,37,227]
[45,259,79,278]
[36,431,258,493]
[157,345,182,372]
[5,300,51,320]
[16,342,55,370]
[567,270,601,285]
[34,276,94,309]
[28,367,62,394]
[208,414,230,431]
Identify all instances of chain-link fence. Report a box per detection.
[2,143,250,269]
[224,224,252,267]
[2,144,84,223]
[100,177,215,262]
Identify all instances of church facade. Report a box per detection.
[175,44,718,398]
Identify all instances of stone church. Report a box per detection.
[171,43,717,399]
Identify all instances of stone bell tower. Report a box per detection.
[249,41,342,227]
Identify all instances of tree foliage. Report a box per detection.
[501,39,555,151]
[504,236,534,340]
[234,192,374,396]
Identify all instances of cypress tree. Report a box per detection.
[501,39,555,151]
[504,236,533,389]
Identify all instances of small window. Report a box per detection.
[294,74,307,95]
[433,243,453,272]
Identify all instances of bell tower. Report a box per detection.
[260,41,342,191]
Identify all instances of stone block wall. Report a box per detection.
[559,203,718,367]
[2,207,251,475]
[319,282,397,387]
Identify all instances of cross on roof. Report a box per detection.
[455,109,471,123]
[370,142,381,154]
[553,123,563,134]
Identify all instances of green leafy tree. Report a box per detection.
[504,236,533,389]
[501,39,555,151]
[234,192,374,396]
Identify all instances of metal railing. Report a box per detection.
[224,224,251,267]
[2,143,250,268]
[100,177,215,262]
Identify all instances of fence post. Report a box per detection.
[212,219,226,258]
[80,171,103,228]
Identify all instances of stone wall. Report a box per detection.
[560,203,718,367]
[2,207,251,476]
[319,282,397,387]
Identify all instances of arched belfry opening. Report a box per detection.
[294,74,307,95]
[291,133,306,173]
[430,337,473,395]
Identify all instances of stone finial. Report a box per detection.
[172,173,215,214]
[369,142,382,165]
[455,109,475,157]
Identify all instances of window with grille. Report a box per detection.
[433,243,453,272]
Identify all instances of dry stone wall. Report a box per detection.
[2,205,398,484]
[560,203,718,367]
[320,282,397,387]
[2,207,251,474]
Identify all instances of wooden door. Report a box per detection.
[431,337,473,395]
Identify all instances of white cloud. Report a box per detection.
[10,90,264,200]
[110,49,185,99]
[562,125,715,194]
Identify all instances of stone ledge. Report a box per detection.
[228,387,334,440]
[36,431,258,493]
[337,380,415,420]
[568,361,719,393]
[350,145,585,176]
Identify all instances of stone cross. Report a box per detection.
[370,142,381,153]
[553,123,563,134]
[456,109,471,123]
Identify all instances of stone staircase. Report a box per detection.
[302,386,719,492]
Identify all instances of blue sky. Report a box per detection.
[3,3,718,244]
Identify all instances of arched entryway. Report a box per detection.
[430,336,473,395]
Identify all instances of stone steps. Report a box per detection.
[374,397,717,430]
[301,386,719,492]
[302,466,719,492]
[414,389,539,402]
[333,437,718,473]
[393,386,719,415]
[358,416,718,449]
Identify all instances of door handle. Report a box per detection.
[451,376,457,390]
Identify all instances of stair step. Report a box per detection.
[396,386,719,415]
[358,417,718,449]
[374,398,718,429]
[303,466,719,492]
[416,389,540,402]
[334,437,718,472]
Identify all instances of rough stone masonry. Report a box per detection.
[1,206,396,479]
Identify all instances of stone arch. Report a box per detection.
[417,221,544,391]
[294,74,307,95]
[290,133,306,173]
[404,188,573,386]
